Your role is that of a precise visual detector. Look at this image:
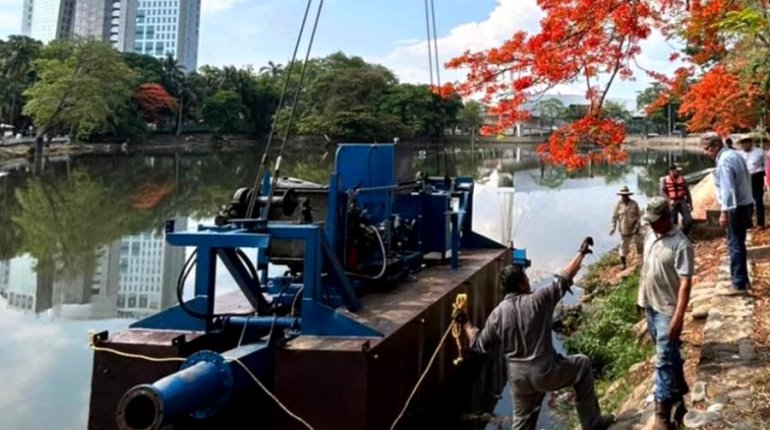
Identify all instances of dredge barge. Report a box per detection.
[88,143,520,429]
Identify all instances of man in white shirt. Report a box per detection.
[738,138,767,228]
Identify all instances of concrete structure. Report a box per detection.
[130,0,201,71]
[21,0,76,43]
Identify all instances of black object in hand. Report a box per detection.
[579,236,594,255]
[451,308,468,324]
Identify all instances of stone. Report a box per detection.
[738,341,756,362]
[728,389,752,400]
[691,381,707,403]
[707,403,724,413]
[692,305,710,319]
[629,362,645,374]
[683,410,721,428]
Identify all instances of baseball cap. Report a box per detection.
[643,197,669,223]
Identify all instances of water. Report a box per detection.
[0,145,709,429]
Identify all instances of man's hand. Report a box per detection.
[578,237,594,255]
[452,300,468,325]
[719,212,728,228]
[668,315,685,341]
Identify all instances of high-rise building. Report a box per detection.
[130,0,201,71]
[21,0,76,43]
[72,0,111,40]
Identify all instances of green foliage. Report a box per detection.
[122,52,165,85]
[0,35,43,128]
[602,100,632,122]
[458,100,485,132]
[537,98,566,128]
[202,90,244,134]
[564,270,652,380]
[23,39,133,140]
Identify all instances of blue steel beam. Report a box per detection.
[216,248,269,312]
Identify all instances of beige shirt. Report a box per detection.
[612,199,641,236]
[638,227,694,316]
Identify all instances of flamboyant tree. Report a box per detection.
[134,83,178,125]
[447,0,770,168]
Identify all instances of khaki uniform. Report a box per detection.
[611,199,643,259]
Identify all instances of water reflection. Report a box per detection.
[0,144,710,430]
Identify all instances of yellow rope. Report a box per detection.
[226,357,315,430]
[389,292,469,430]
[451,293,468,366]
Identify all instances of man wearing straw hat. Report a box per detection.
[610,185,643,270]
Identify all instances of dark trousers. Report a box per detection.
[751,172,765,227]
[670,200,693,236]
[727,204,752,290]
[508,355,601,430]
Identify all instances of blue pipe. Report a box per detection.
[116,352,233,430]
[225,316,300,332]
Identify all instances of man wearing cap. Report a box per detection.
[639,197,694,430]
[610,185,643,269]
[453,238,614,430]
[700,135,753,292]
[737,138,766,228]
[659,164,693,237]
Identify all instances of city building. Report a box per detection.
[0,260,9,297]
[21,0,76,43]
[72,0,113,41]
[130,0,201,71]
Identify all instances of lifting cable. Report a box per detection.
[261,0,325,219]
[245,0,316,219]
[424,0,449,177]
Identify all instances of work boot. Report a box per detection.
[591,414,615,430]
[620,256,627,270]
[672,401,687,428]
[653,401,673,430]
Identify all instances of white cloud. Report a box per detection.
[201,0,250,15]
[377,0,681,100]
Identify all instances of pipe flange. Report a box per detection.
[182,351,234,419]
[116,385,164,430]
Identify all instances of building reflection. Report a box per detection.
[0,217,187,320]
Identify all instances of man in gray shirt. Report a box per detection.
[638,197,694,429]
[700,135,753,291]
[456,238,614,430]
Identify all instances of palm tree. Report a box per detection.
[162,54,186,134]
[258,61,283,78]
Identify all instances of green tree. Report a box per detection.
[458,100,485,133]
[0,36,43,129]
[602,100,632,122]
[23,39,133,142]
[537,98,566,130]
[202,90,243,135]
[636,82,678,134]
[122,52,164,85]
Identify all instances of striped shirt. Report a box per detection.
[715,148,754,211]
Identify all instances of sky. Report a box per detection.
[0,0,683,102]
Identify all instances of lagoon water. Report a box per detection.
[0,144,709,429]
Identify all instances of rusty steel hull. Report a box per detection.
[275,248,508,430]
[88,248,507,430]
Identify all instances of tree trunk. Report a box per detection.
[176,93,184,137]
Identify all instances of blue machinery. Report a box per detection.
[112,144,523,430]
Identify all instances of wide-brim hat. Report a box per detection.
[617,185,633,195]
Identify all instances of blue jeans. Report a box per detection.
[645,308,689,404]
[727,205,751,290]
